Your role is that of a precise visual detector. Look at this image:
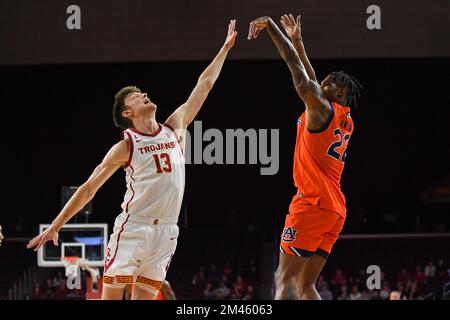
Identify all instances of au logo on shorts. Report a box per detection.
[282,226,298,243]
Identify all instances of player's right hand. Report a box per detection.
[222,19,238,51]
[280,14,302,41]
[27,225,59,251]
[247,16,272,40]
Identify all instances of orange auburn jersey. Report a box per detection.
[289,101,354,218]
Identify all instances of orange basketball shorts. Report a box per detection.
[280,206,345,260]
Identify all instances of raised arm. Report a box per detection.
[27,139,130,251]
[280,14,317,83]
[165,19,237,130]
[248,16,330,130]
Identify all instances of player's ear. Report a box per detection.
[335,88,346,100]
[122,109,132,119]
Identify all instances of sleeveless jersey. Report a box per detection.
[289,101,354,217]
[120,124,185,219]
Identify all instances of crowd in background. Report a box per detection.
[190,259,258,300]
[318,260,449,300]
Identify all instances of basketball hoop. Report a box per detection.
[62,256,81,278]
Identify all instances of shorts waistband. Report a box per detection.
[124,214,178,225]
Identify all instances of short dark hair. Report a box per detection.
[328,71,363,108]
[112,86,141,129]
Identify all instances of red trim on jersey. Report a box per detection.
[122,131,134,169]
[104,213,130,273]
[125,165,136,213]
[163,123,175,132]
[163,123,184,155]
[129,124,162,137]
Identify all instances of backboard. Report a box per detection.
[37,223,108,267]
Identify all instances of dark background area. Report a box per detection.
[1,57,449,238]
[1,0,449,64]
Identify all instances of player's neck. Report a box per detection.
[133,113,159,134]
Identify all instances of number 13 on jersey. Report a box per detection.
[153,153,172,173]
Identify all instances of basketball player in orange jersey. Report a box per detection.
[27,20,238,300]
[248,14,362,300]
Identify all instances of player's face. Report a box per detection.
[125,91,157,113]
[321,76,346,105]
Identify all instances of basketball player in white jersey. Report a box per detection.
[27,20,238,300]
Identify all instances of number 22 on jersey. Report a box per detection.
[326,128,350,163]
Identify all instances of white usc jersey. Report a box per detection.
[120,124,185,219]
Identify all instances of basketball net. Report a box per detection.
[62,256,81,278]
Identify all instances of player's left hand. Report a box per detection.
[222,19,238,51]
[247,16,272,40]
[27,224,59,252]
[280,14,302,41]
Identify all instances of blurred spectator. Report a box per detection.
[360,290,371,300]
[365,290,379,300]
[350,285,362,300]
[337,285,349,300]
[207,264,220,284]
[222,261,232,277]
[54,279,68,300]
[397,269,412,285]
[319,282,333,300]
[214,282,230,299]
[405,281,421,300]
[331,269,347,287]
[354,269,366,287]
[395,282,405,294]
[435,260,447,279]
[389,291,402,300]
[316,275,326,292]
[31,282,43,300]
[192,267,207,298]
[413,266,427,284]
[52,272,64,288]
[243,285,254,300]
[424,261,436,278]
[192,268,206,285]
[203,282,215,300]
[379,285,390,300]
[221,274,230,288]
[232,276,245,299]
[43,278,55,299]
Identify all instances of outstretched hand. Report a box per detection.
[280,14,302,40]
[27,225,59,252]
[247,16,272,40]
[223,19,238,51]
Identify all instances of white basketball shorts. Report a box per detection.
[102,213,179,294]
